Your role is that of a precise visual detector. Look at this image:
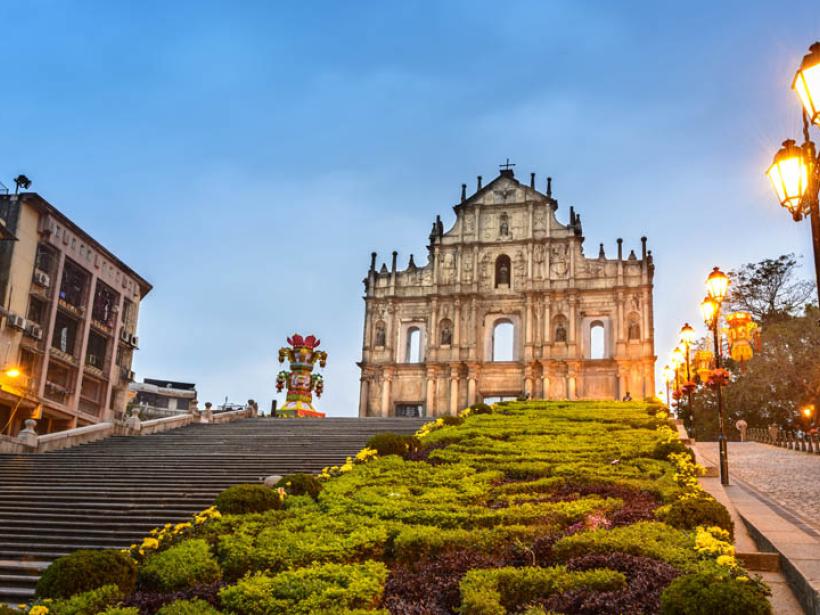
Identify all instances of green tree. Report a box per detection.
[726,253,814,324]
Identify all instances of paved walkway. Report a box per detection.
[697,441,820,531]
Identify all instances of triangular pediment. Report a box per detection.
[460,172,547,208]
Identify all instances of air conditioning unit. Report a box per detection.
[7,314,26,330]
[26,323,43,340]
[130,336,139,348]
[33,270,51,288]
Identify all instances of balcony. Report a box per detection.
[44,380,71,405]
[57,298,85,319]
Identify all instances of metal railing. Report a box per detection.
[747,427,820,454]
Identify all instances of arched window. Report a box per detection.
[492,320,514,361]
[406,327,422,363]
[495,254,511,288]
[439,319,453,346]
[590,321,605,359]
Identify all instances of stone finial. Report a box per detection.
[598,243,605,259]
[370,252,377,272]
[617,238,623,260]
[530,172,535,189]
[125,410,141,432]
[408,254,417,269]
[547,177,552,198]
[391,251,398,273]
[641,236,647,259]
[461,183,467,202]
[203,402,213,423]
[477,175,482,190]
[17,419,38,448]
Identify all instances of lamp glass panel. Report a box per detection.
[795,62,820,125]
[767,154,808,212]
[700,297,717,325]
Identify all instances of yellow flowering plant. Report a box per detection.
[124,505,222,561]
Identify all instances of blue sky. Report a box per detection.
[1,1,818,415]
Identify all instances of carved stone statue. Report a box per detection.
[440,321,452,346]
[374,322,386,347]
[555,322,567,343]
[628,319,640,341]
[500,213,510,237]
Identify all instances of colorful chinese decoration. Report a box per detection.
[725,311,759,364]
[694,349,714,383]
[706,368,730,388]
[276,334,328,418]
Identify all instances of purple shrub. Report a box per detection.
[122,580,224,614]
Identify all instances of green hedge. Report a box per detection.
[365,433,420,457]
[662,495,735,537]
[36,550,136,599]
[215,483,282,514]
[139,539,221,592]
[155,598,222,615]
[275,473,322,499]
[660,571,771,614]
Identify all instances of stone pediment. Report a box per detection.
[461,174,546,209]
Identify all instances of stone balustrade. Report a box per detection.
[747,426,820,454]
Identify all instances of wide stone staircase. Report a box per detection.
[0,417,427,604]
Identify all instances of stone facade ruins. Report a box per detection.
[357,167,655,417]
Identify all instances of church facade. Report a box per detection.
[357,167,655,417]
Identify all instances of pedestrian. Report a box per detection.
[622,391,632,402]
[735,418,748,442]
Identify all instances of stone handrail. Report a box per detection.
[36,422,114,453]
[747,427,820,454]
[139,413,194,435]
[0,433,31,454]
[211,407,253,424]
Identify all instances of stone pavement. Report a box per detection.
[698,441,820,531]
[697,441,820,614]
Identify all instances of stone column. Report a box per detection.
[466,363,479,406]
[524,362,535,398]
[449,365,460,415]
[540,361,551,399]
[381,368,393,417]
[358,376,369,417]
[425,367,437,416]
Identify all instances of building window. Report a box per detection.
[405,327,422,363]
[27,297,46,325]
[79,376,103,416]
[19,349,37,381]
[35,244,56,274]
[92,281,118,327]
[396,403,424,417]
[44,362,72,404]
[86,332,107,369]
[590,321,606,359]
[52,312,79,356]
[492,320,514,361]
[495,254,511,288]
[59,260,89,309]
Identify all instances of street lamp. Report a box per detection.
[702,266,730,485]
[767,42,820,306]
[661,364,674,409]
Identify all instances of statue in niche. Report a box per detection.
[440,321,452,346]
[500,213,510,237]
[550,244,569,278]
[464,214,475,234]
[374,321,386,347]
[630,294,640,312]
[495,255,511,287]
[555,320,568,343]
[533,244,545,278]
[628,316,641,341]
[440,252,455,283]
[462,256,474,283]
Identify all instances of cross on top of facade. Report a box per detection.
[499,158,516,171]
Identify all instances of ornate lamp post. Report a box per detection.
[661,364,674,409]
[767,43,820,305]
[700,266,731,485]
[679,323,697,413]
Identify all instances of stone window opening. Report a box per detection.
[590,321,606,360]
[405,326,422,363]
[495,254,511,288]
[439,319,453,346]
[491,320,515,362]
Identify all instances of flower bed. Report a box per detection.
[16,400,771,614]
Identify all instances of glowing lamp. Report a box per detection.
[679,323,696,346]
[700,296,718,327]
[662,364,674,383]
[802,405,814,418]
[793,42,820,126]
[671,346,684,368]
[767,139,810,217]
[706,267,730,303]
[4,367,21,379]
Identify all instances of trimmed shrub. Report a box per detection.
[470,403,493,415]
[459,565,626,614]
[44,584,124,615]
[652,439,695,462]
[275,473,322,499]
[660,571,771,615]
[662,496,734,537]
[36,550,136,599]
[122,580,223,614]
[99,609,140,615]
[365,433,420,457]
[440,415,464,426]
[218,561,388,614]
[215,483,281,514]
[155,598,222,615]
[139,539,221,592]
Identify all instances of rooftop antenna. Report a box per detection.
[13,175,31,194]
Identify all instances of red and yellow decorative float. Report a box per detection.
[276,334,328,418]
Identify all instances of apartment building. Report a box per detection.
[129,378,197,419]
[0,192,152,435]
